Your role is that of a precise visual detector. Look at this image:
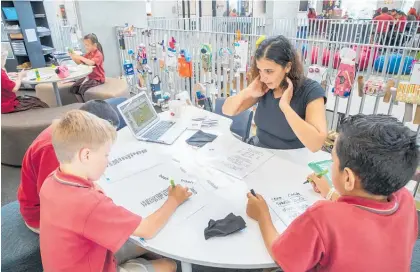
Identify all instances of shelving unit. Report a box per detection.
[1,0,55,72]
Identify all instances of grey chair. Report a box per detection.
[1,201,43,272]
[214,98,253,142]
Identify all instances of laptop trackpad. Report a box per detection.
[158,124,187,144]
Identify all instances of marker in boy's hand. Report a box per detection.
[304,169,329,184]
[168,184,192,206]
[307,173,331,199]
[246,191,270,222]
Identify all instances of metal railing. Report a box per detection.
[118,17,420,132]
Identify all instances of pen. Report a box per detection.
[304,169,329,184]
[250,189,257,197]
[170,179,175,188]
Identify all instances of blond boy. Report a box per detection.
[40,110,191,272]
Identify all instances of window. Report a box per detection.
[299,0,309,11]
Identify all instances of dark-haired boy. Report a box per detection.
[247,114,418,271]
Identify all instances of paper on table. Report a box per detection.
[207,144,274,179]
[103,162,209,224]
[103,144,165,183]
[268,192,310,226]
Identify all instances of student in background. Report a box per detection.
[40,110,189,272]
[373,7,394,45]
[373,8,381,18]
[307,8,317,19]
[246,114,418,271]
[223,35,327,152]
[374,7,394,33]
[390,8,397,18]
[1,49,48,114]
[69,33,105,102]
[395,10,408,33]
[18,100,121,234]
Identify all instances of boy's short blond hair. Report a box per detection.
[52,110,117,163]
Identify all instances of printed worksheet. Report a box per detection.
[103,162,209,223]
[268,192,310,226]
[103,143,166,183]
[207,144,274,179]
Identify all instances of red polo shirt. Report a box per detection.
[18,125,58,228]
[84,49,105,83]
[374,13,394,33]
[40,169,142,272]
[1,69,18,113]
[397,16,407,32]
[272,188,417,271]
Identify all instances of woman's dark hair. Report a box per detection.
[84,33,104,60]
[250,35,304,91]
[336,114,418,196]
[309,8,316,14]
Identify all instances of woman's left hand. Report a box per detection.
[279,77,294,110]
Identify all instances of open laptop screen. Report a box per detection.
[120,94,157,135]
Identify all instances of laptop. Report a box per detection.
[117,92,187,145]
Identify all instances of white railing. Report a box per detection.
[117,18,420,132]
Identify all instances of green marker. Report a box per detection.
[304,169,329,184]
[170,179,175,188]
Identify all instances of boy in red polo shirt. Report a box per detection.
[40,110,187,272]
[18,100,121,233]
[247,114,418,271]
[373,7,394,44]
[69,33,105,102]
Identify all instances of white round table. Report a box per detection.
[22,65,93,106]
[103,106,330,271]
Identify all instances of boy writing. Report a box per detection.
[18,100,121,233]
[247,114,418,271]
[40,110,190,272]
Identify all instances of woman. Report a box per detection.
[223,36,327,152]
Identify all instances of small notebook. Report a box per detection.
[308,159,333,186]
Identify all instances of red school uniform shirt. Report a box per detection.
[1,69,18,113]
[396,16,407,32]
[18,125,58,228]
[374,13,394,33]
[40,169,142,272]
[272,188,417,272]
[84,49,105,83]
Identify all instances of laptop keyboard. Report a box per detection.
[143,121,175,141]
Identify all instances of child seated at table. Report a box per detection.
[1,49,48,113]
[40,110,190,272]
[69,33,105,102]
[247,114,418,271]
[18,100,122,234]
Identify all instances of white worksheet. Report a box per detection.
[102,162,209,224]
[268,192,310,226]
[103,143,165,183]
[206,143,274,179]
